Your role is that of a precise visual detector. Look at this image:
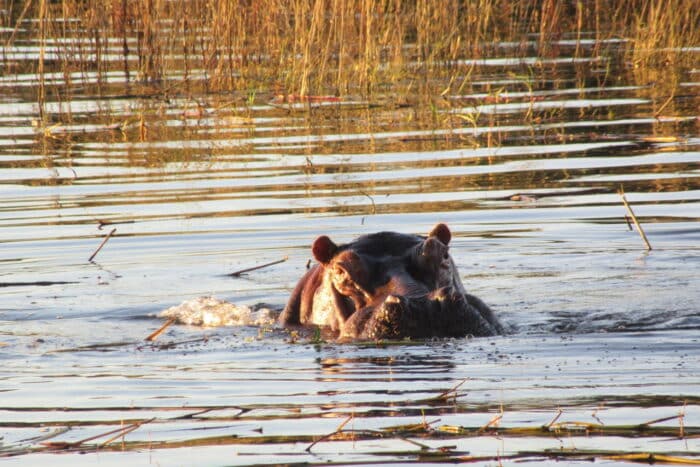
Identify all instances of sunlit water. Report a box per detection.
[1,30,699,465]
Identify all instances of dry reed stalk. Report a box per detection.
[181,408,216,419]
[478,411,503,433]
[88,227,117,262]
[618,190,652,251]
[641,414,685,426]
[228,256,289,277]
[434,378,468,402]
[537,0,562,57]
[2,0,696,115]
[545,408,563,429]
[36,0,48,123]
[3,0,33,49]
[605,453,700,465]
[336,414,354,432]
[42,418,154,450]
[145,318,176,342]
[99,420,146,447]
[626,0,700,67]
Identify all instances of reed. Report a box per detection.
[625,0,700,67]
[2,0,697,108]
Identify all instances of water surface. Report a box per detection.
[1,29,699,465]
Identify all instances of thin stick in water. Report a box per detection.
[145,318,176,342]
[432,378,468,401]
[618,190,652,251]
[336,414,354,432]
[99,420,147,447]
[545,408,563,429]
[229,256,288,277]
[43,418,154,450]
[478,413,503,433]
[478,404,505,433]
[89,228,117,262]
[640,414,684,426]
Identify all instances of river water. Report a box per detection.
[1,30,699,465]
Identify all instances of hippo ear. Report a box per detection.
[428,223,451,246]
[312,235,338,264]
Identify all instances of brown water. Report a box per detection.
[1,30,699,465]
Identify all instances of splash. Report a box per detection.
[159,296,277,327]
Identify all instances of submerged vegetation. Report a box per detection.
[1,0,698,108]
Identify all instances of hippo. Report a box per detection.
[279,223,504,339]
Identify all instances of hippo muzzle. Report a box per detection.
[280,223,503,339]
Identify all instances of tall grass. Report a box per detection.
[2,0,698,102]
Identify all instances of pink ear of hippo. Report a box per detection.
[312,235,338,264]
[429,223,451,245]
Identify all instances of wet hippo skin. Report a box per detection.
[280,223,504,339]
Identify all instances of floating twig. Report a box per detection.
[306,428,430,453]
[640,414,685,426]
[605,453,700,465]
[89,228,117,262]
[336,414,354,432]
[478,413,503,433]
[545,408,563,429]
[42,418,154,450]
[145,318,176,342]
[175,408,217,419]
[228,256,288,277]
[305,429,347,452]
[100,421,146,447]
[432,378,468,402]
[478,406,504,433]
[619,189,652,251]
[170,407,249,420]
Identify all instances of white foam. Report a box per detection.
[159,296,276,327]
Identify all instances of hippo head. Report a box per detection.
[280,223,502,340]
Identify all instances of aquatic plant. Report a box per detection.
[2,0,697,102]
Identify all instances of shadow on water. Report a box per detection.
[1,3,700,465]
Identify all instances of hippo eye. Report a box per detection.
[443,253,449,260]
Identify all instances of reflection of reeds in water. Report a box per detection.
[4,0,697,100]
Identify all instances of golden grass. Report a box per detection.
[3,0,697,104]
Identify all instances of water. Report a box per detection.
[1,28,699,465]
